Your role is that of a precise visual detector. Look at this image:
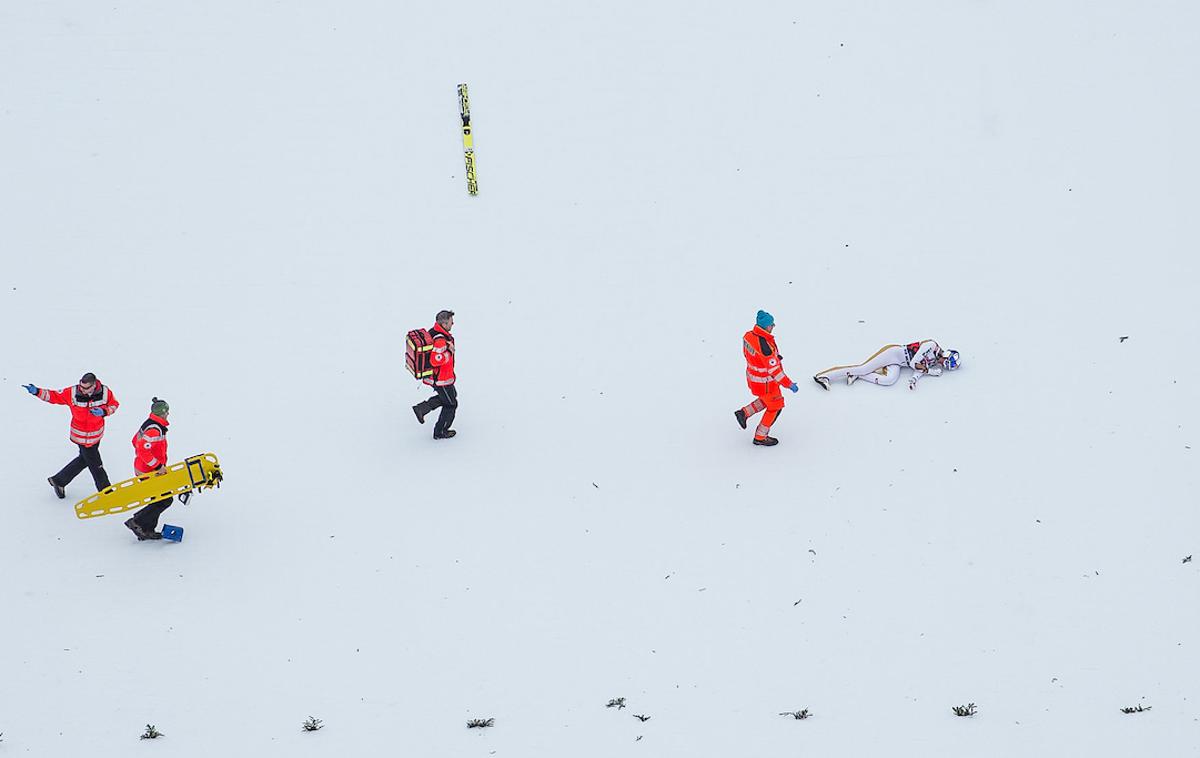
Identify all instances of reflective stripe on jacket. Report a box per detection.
[37,383,119,447]
[132,414,170,473]
[424,324,456,386]
[743,326,792,396]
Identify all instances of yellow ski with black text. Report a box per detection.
[458,83,478,195]
[75,453,224,519]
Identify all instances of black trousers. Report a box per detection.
[419,384,458,436]
[52,443,111,491]
[133,496,173,531]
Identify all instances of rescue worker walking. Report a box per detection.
[412,310,458,439]
[23,372,119,496]
[734,311,799,446]
[125,397,172,541]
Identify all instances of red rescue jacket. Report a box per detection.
[425,323,456,386]
[743,326,793,397]
[37,383,119,447]
[132,414,170,474]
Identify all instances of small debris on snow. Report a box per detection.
[606,697,627,710]
[301,716,324,732]
[808,549,817,555]
[1183,555,1193,564]
[793,599,802,606]
[633,714,651,722]
[592,482,598,488]
[466,718,495,729]
[1119,336,1129,343]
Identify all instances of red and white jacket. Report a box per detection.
[743,325,793,396]
[424,323,456,386]
[132,414,170,474]
[37,383,119,447]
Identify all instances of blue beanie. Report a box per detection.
[756,310,775,328]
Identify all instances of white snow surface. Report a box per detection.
[2,2,1199,755]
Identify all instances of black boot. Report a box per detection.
[413,403,428,424]
[48,477,66,499]
[433,429,457,439]
[753,436,779,447]
[734,409,747,429]
[124,518,162,541]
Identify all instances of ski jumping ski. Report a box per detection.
[458,83,478,196]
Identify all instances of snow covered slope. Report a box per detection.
[2,2,1198,755]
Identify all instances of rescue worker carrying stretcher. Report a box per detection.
[734,310,799,446]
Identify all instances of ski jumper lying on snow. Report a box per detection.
[812,340,960,391]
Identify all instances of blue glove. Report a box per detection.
[90,407,106,417]
[789,383,799,393]
[23,384,38,395]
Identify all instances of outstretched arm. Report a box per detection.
[907,366,943,390]
[35,386,74,405]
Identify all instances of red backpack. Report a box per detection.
[405,328,435,381]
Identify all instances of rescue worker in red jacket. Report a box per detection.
[411,310,458,439]
[734,311,799,446]
[23,372,119,496]
[124,397,171,541]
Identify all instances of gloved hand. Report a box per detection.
[23,384,38,395]
[908,377,918,391]
[89,407,106,417]
[788,383,799,393]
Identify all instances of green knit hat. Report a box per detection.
[151,397,169,417]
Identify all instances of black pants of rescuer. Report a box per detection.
[133,497,173,532]
[419,384,458,437]
[52,443,111,491]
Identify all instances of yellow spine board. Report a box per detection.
[74,453,223,520]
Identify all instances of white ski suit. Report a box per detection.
[815,340,944,389]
